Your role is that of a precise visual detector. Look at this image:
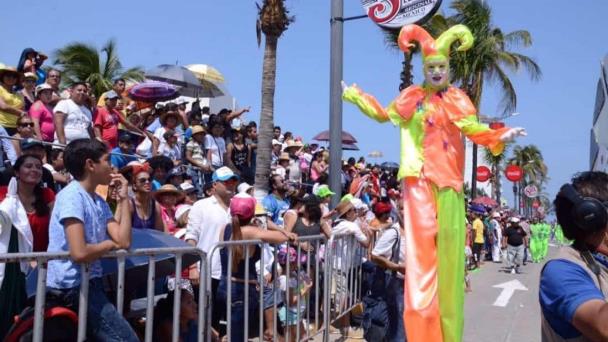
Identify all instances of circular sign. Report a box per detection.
[489,122,505,129]
[476,166,491,182]
[505,165,523,182]
[361,0,443,29]
[524,185,538,198]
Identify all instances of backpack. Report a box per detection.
[4,306,78,342]
[361,225,401,341]
[362,295,389,342]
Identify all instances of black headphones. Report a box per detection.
[557,183,608,233]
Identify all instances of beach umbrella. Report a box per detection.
[381,161,399,170]
[471,196,498,207]
[146,64,203,94]
[128,80,179,102]
[312,130,358,144]
[186,64,225,83]
[342,143,359,151]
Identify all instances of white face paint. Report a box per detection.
[423,58,450,90]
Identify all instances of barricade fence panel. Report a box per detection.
[205,233,367,342]
[0,232,370,342]
[0,247,206,342]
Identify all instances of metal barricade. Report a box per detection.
[0,246,207,342]
[205,232,366,342]
[324,234,366,336]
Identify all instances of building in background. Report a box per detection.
[591,55,608,172]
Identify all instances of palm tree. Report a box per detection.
[433,0,542,197]
[53,39,144,97]
[253,0,293,196]
[483,143,511,203]
[507,144,548,215]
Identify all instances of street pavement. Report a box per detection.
[463,245,559,342]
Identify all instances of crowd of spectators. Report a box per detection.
[0,51,554,341]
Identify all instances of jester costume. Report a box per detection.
[343,24,525,342]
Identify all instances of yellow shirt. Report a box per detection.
[0,86,24,128]
[473,218,485,244]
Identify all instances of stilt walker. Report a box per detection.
[342,24,526,342]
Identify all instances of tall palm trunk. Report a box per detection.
[254,35,279,197]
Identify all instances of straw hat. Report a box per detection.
[153,184,185,202]
[0,64,21,80]
[335,200,355,218]
[279,152,290,162]
[284,140,303,152]
[191,125,206,136]
[23,72,38,81]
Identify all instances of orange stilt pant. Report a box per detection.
[402,177,443,342]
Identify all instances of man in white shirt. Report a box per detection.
[53,82,93,144]
[185,166,238,334]
[371,219,407,342]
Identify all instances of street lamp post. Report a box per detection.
[328,0,344,208]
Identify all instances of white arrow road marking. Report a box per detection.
[492,279,528,307]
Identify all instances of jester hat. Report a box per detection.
[398,24,474,63]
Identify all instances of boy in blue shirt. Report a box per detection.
[46,138,138,341]
[110,133,137,170]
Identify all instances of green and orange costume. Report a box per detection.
[343,24,520,342]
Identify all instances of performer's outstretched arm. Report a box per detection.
[443,87,525,155]
[342,82,425,125]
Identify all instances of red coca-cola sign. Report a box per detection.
[489,122,505,129]
[505,165,523,182]
[476,166,491,182]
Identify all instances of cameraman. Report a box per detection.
[540,171,608,341]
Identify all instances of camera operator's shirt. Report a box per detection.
[540,249,608,340]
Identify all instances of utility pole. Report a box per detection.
[328,0,344,208]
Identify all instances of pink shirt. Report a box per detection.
[28,100,55,142]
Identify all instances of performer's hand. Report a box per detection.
[500,127,527,142]
[341,81,359,94]
[341,80,348,92]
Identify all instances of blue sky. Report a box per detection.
[1,0,605,204]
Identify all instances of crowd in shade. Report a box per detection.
[0,49,560,341]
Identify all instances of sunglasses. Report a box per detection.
[137,177,151,184]
[220,178,238,186]
[48,74,61,78]
[20,123,34,128]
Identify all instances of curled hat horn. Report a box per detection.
[398,24,437,57]
[435,24,474,57]
[398,24,474,60]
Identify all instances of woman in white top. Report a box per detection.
[205,121,227,170]
[53,82,93,144]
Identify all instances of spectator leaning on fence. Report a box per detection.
[218,193,293,342]
[185,166,238,334]
[115,162,164,231]
[45,138,138,341]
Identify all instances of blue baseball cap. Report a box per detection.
[212,166,240,182]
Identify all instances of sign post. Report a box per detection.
[361,0,443,28]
